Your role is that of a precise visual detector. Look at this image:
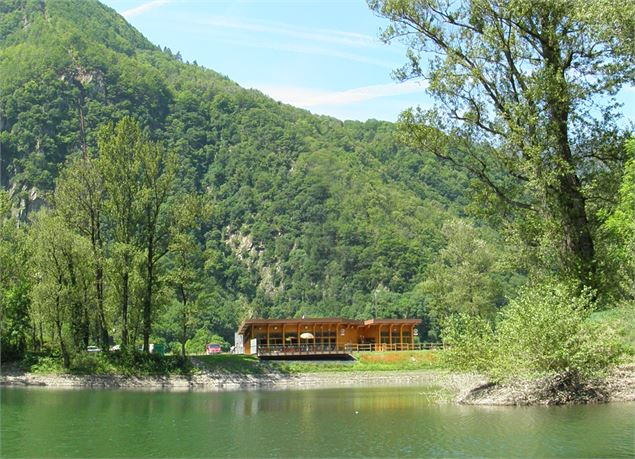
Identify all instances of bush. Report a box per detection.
[442,282,626,382]
[70,353,116,375]
[105,349,193,375]
[24,354,65,374]
[441,313,496,373]
[492,283,624,381]
[185,329,230,355]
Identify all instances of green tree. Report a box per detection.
[422,220,507,336]
[98,117,143,348]
[54,155,109,348]
[164,194,207,357]
[185,328,229,355]
[600,138,635,300]
[137,134,176,353]
[29,211,93,367]
[0,191,31,361]
[370,0,635,286]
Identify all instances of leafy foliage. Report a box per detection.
[0,0,477,354]
[443,282,627,382]
[0,0,631,385]
[370,0,635,286]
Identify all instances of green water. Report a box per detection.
[1,386,633,458]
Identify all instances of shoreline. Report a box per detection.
[2,365,635,405]
[0,369,485,396]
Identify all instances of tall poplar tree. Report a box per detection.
[54,155,108,348]
[137,134,176,353]
[98,117,143,348]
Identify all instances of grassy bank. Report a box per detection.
[6,350,443,377]
[590,302,635,352]
[193,350,443,374]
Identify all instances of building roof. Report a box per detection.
[237,317,421,334]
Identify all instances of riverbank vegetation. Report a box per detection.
[0,0,634,397]
[8,350,441,377]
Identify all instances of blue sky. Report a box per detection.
[102,0,634,123]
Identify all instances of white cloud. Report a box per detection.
[252,80,427,108]
[209,36,395,69]
[122,0,171,19]
[198,15,381,49]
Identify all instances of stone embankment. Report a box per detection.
[0,369,486,395]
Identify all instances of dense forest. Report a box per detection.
[1,0,633,379]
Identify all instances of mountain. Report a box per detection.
[0,0,473,339]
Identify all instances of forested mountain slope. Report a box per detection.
[0,0,477,341]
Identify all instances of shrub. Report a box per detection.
[70,353,116,375]
[27,355,65,374]
[441,313,496,373]
[491,283,624,381]
[185,329,229,354]
[442,282,626,382]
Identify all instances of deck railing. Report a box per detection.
[256,342,443,356]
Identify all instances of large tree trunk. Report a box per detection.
[121,270,129,347]
[142,239,153,353]
[180,293,188,358]
[542,35,595,286]
[94,220,109,349]
[55,295,70,368]
[96,262,109,348]
[554,171,595,282]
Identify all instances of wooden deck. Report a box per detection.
[256,342,442,357]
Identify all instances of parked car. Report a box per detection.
[87,346,101,353]
[109,344,121,352]
[205,343,222,355]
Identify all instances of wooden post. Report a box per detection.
[400,324,404,351]
[282,324,286,350]
[376,324,382,351]
[297,323,301,353]
[266,324,270,350]
[388,324,393,348]
[411,324,415,349]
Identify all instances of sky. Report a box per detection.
[101,0,634,123]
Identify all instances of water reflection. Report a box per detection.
[1,387,634,458]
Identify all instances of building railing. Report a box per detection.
[256,342,443,356]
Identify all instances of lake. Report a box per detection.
[1,386,634,457]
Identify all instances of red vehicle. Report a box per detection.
[205,343,222,355]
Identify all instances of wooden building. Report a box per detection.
[235,317,422,357]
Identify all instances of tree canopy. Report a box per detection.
[370,0,635,286]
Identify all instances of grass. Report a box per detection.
[268,350,444,374]
[192,354,264,374]
[13,350,445,376]
[590,301,635,355]
[19,351,195,376]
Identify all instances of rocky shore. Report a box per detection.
[458,364,635,405]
